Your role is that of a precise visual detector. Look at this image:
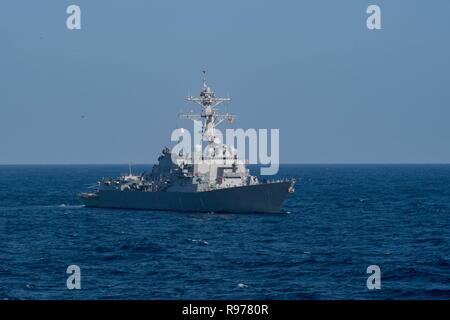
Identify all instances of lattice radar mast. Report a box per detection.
[179,71,235,143]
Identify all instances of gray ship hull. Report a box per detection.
[81,181,293,213]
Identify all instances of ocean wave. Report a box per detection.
[189,239,209,245]
[57,204,85,209]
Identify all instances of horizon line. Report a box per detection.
[1,162,450,166]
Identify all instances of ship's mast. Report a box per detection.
[179,71,235,143]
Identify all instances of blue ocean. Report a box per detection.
[0,164,449,299]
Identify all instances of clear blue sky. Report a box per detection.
[1,0,449,164]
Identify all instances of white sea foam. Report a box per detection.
[189,239,209,245]
[58,204,85,209]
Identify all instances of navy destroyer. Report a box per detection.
[80,74,295,213]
